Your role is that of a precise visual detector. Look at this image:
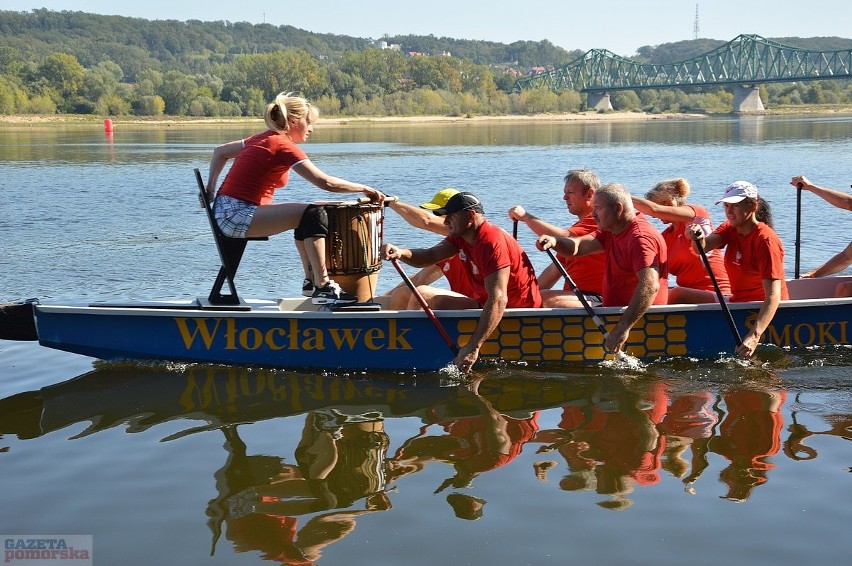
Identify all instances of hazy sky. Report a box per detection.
[5,1,850,56]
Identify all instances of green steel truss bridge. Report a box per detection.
[514,34,852,111]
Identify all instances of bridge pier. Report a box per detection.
[587,92,612,112]
[733,85,764,113]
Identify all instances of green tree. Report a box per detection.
[159,70,198,115]
[0,75,28,114]
[314,93,342,116]
[25,93,57,114]
[408,57,445,90]
[35,52,85,112]
[612,90,641,111]
[80,61,124,105]
[515,86,558,113]
[339,49,406,97]
[220,84,267,116]
[0,46,24,76]
[459,61,496,97]
[556,90,582,112]
[135,95,166,116]
[95,93,131,115]
[226,50,329,102]
[137,69,164,93]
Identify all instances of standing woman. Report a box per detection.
[632,178,730,303]
[689,181,789,358]
[206,91,385,304]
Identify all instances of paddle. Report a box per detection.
[693,232,743,348]
[512,219,518,240]
[794,182,803,279]
[544,248,608,338]
[390,258,459,356]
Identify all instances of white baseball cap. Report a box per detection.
[715,181,759,204]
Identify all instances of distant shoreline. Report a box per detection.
[1,106,850,128]
[0,111,702,128]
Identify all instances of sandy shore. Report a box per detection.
[317,111,708,125]
[2,106,849,128]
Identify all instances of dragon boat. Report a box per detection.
[3,169,849,372]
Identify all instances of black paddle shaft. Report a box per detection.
[545,248,608,337]
[390,258,460,356]
[695,239,743,347]
[795,182,803,279]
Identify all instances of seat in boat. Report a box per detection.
[194,168,268,310]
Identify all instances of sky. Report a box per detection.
[4,1,850,56]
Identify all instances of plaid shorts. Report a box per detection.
[580,292,603,305]
[213,195,256,238]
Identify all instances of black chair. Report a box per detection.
[195,168,267,309]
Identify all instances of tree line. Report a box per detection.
[1,9,850,118]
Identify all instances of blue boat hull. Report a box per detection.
[33,292,852,371]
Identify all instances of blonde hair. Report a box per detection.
[264,91,319,132]
[646,178,690,206]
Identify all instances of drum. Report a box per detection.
[324,201,383,302]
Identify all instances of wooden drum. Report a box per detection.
[324,201,383,302]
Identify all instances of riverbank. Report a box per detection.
[1,105,850,128]
[0,110,701,127]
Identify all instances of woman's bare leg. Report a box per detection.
[305,236,330,287]
[295,240,312,281]
[667,286,718,304]
[540,289,584,308]
[406,286,478,310]
[245,202,308,237]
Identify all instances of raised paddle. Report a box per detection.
[693,232,743,348]
[794,182,803,279]
[544,248,608,338]
[390,258,459,356]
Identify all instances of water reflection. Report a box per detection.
[3,115,852,165]
[394,376,539,497]
[534,380,668,510]
[783,397,852,462]
[732,115,765,144]
[0,364,848,562]
[209,420,391,563]
[534,383,788,505]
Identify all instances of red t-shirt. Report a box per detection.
[712,221,789,302]
[717,388,786,497]
[218,130,309,205]
[443,413,539,473]
[594,213,669,307]
[558,382,669,486]
[445,220,542,308]
[558,214,605,294]
[663,205,731,295]
[436,255,480,299]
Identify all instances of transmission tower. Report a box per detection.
[693,4,700,40]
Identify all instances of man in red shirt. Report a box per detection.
[383,191,542,372]
[537,183,668,353]
[508,168,606,307]
[380,189,479,309]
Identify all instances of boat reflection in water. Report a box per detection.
[1,361,849,562]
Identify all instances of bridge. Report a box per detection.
[514,34,852,112]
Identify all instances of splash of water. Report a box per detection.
[600,351,647,372]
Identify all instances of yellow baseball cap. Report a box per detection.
[420,188,460,210]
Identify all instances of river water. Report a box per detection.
[0,116,850,565]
